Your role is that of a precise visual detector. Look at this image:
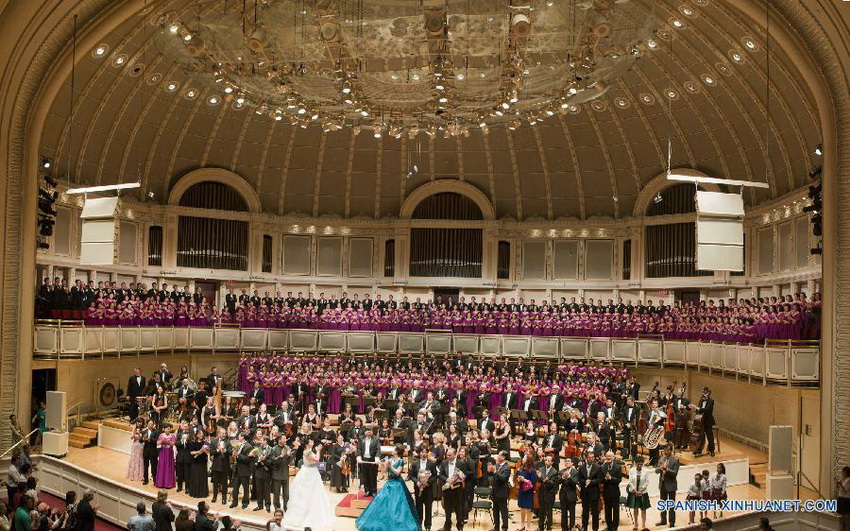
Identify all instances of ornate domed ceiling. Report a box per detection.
[39,0,822,221]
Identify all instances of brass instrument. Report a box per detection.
[643,407,667,449]
[443,467,466,490]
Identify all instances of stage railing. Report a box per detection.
[32,324,819,386]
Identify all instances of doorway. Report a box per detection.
[195,281,218,304]
[677,290,701,305]
[31,368,56,413]
[433,288,459,307]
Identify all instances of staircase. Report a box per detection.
[335,493,372,518]
[750,462,769,487]
[68,421,100,449]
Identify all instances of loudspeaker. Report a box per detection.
[79,197,119,265]
[695,191,745,272]
[42,431,68,457]
[766,474,794,500]
[45,390,67,431]
[768,425,794,474]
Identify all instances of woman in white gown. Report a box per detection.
[282,439,335,531]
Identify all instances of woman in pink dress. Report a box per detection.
[127,420,144,482]
[155,424,177,489]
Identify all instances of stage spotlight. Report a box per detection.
[36,240,50,250]
[44,174,58,187]
[814,143,823,156]
[38,216,55,237]
[40,156,51,169]
[809,165,822,179]
[653,193,663,204]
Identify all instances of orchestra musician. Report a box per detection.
[694,388,716,457]
[358,426,380,497]
[542,421,564,469]
[621,396,640,459]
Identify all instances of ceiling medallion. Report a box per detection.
[147,72,163,85]
[154,0,657,137]
[591,100,607,112]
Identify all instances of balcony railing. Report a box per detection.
[32,323,820,387]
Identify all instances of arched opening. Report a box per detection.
[411,192,484,220]
[176,180,250,271]
[644,184,711,278]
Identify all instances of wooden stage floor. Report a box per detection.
[61,436,771,531]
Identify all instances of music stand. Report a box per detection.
[383,399,399,411]
[510,409,528,422]
[495,407,510,417]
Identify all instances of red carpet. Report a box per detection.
[39,492,126,531]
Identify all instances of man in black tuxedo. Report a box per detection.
[478,409,495,434]
[358,427,380,496]
[537,454,559,531]
[621,396,640,459]
[408,446,437,531]
[155,363,172,390]
[409,412,433,443]
[230,434,254,509]
[489,451,511,531]
[225,289,237,313]
[270,435,291,512]
[194,502,217,531]
[439,447,465,531]
[207,367,223,395]
[696,388,716,456]
[546,387,564,412]
[235,405,256,434]
[209,428,232,504]
[176,379,194,411]
[175,420,193,493]
[249,381,265,406]
[141,419,159,485]
[559,458,580,531]
[578,452,603,531]
[253,436,273,512]
[502,387,519,410]
[542,422,564,469]
[655,445,680,527]
[127,368,146,421]
[601,451,623,531]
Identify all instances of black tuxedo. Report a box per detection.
[622,404,640,458]
[128,375,146,420]
[438,459,465,531]
[502,391,519,410]
[270,444,291,511]
[559,467,580,531]
[542,433,564,467]
[538,464,559,530]
[409,458,437,530]
[141,428,159,483]
[249,388,265,405]
[602,460,623,530]
[236,414,256,433]
[490,461,511,531]
[578,462,604,531]
[225,293,237,312]
[231,442,254,508]
[358,437,380,495]
[698,396,716,454]
[545,393,564,412]
[174,430,192,492]
[209,438,232,503]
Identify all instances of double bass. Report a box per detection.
[687,387,709,454]
[675,382,690,448]
[665,382,677,433]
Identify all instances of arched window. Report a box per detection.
[408,192,484,278]
[644,184,711,278]
[178,181,249,211]
[177,181,249,271]
[411,192,484,220]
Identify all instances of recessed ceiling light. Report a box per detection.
[665,89,679,100]
[183,33,193,42]
[568,104,581,114]
[701,74,716,86]
[647,39,658,50]
[92,44,109,58]
[742,37,759,51]
[390,74,398,80]
[591,100,607,111]
[146,73,162,85]
[165,82,179,92]
[729,50,745,63]
[456,74,465,80]
[224,86,234,94]
[169,24,179,34]
[128,63,145,77]
[614,97,630,108]
[684,81,700,93]
[670,18,684,28]
[679,5,696,17]
[184,88,198,99]
[479,72,486,78]
[112,54,127,67]
[207,96,220,105]
[411,74,420,81]
[640,93,655,105]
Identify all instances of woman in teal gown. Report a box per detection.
[355,445,420,531]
